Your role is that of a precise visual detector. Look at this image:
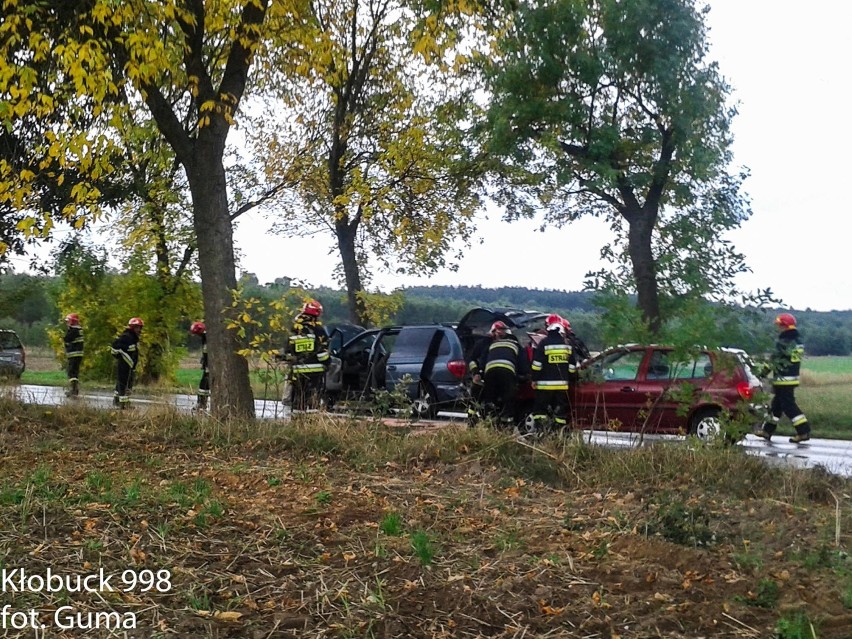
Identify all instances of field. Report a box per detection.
[0,403,851,638]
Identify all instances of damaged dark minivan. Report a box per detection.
[324,308,547,418]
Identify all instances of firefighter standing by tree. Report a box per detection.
[474,321,530,426]
[111,317,143,408]
[63,313,84,398]
[755,313,812,443]
[529,314,576,434]
[190,321,209,410]
[286,299,330,411]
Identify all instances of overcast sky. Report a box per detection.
[227,0,850,313]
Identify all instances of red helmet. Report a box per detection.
[775,313,796,329]
[301,299,323,317]
[545,313,563,326]
[128,317,144,329]
[65,313,80,325]
[560,318,572,332]
[190,321,206,335]
[546,321,565,334]
[490,320,508,335]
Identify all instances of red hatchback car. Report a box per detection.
[571,344,764,439]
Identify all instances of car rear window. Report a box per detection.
[0,332,22,350]
[395,327,450,356]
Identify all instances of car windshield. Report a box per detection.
[0,332,22,349]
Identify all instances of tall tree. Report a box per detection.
[479,0,750,332]
[248,0,480,325]
[1,1,289,418]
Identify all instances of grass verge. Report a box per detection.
[0,399,851,637]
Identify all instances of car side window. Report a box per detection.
[599,350,645,381]
[647,350,671,380]
[436,332,451,356]
[393,328,439,355]
[672,353,713,379]
[342,332,377,359]
[0,332,22,350]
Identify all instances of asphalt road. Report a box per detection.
[6,384,852,479]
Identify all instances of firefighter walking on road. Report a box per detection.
[111,317,143,408]
[63,313,84,398]
[755,313,812,443]
[286,300,330,411]
[475,321,530,426]
[529,314,576,434]
[190,321,210,410]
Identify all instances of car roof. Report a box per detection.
[458,307,547,332]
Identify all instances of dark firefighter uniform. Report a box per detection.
[111,327,140,408]
[530,328,576,431]
[63,322,84,397]
[760,324,811,442]
[198,333,210,408]
[287,313,330,411]
[479,332,530,423]
[466,337,490,424]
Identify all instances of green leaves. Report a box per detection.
[480,0,750,332]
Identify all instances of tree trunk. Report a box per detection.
[336,221,369,326]
[187,146,255,420]
[626,208,662,333]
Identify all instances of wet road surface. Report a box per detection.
[6,384,852,478]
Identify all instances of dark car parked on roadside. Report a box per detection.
[324,308,550,417]
[0,329,26,378]
[571,344,764,439]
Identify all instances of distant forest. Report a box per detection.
[2,273,851,356]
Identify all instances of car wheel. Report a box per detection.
[411,382,437,420]
[689,407,721,440]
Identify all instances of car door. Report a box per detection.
[332,329,381,396]
[633,349,715,431]
[574,348,648,430]
[384,327,441,396]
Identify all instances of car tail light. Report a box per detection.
[447,360,467,379]
[736,381,753,401]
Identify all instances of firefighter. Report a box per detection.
[755,313,812,443]
[529,314,576,434]
[466,330,491,425]
[286,299,330,411]
[111,317,143,408]
[63,313,84,398]
[189,321,209,410]
[477,321,530,426]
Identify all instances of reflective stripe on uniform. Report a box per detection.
[490,341,519,355]
[111,348,134,367]
[773,376,800,386]
[484,359,516,374]
[535,380,569,391]
[791,414,808,426]
[292,363,325,374]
